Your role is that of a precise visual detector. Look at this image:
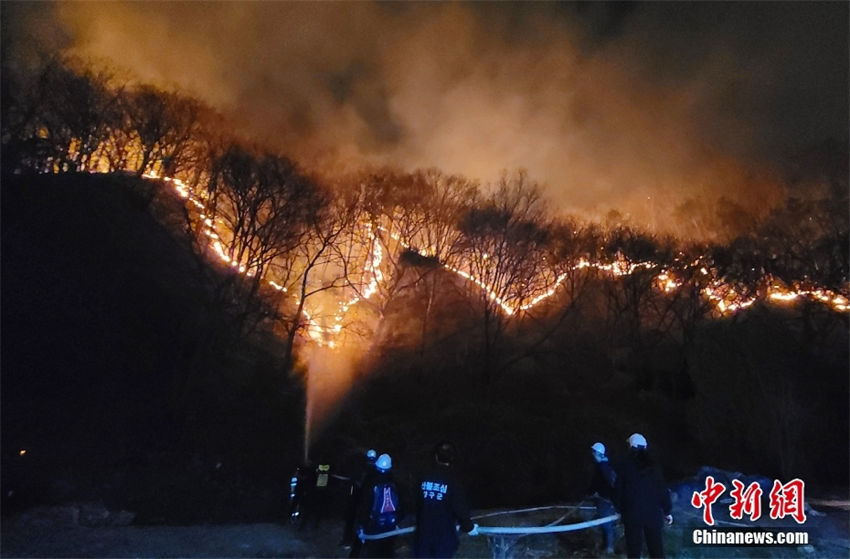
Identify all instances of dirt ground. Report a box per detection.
[1,498,848,558]
[0,507,850,558]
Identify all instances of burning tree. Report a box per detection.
[1,57,117,174]
[199,142,322,332]
[456,170,553,384]
[402,169,480,359]
[119,85,205,179]
[342,167,478,360]
[275,177,361,373]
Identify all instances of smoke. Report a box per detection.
[4,2,848,239]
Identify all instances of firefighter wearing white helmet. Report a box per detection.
[356,452,402,558]
[614,433,673,558]
[589,441,617,555]
[344,448,381,552]
[376,453,392,471]
[627,433,648,449]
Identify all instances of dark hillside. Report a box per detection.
[322,285,849,509]
[1,172,847,528]
[1,172,304,523]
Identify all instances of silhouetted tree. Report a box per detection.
[203,143,322,332]
[342,167,479,360]
[276,178,360,374]
[489,217,602,377]
[600,227,672,388]
[1,57,115,173]
[457,170,551,384]
[122,85,202,178]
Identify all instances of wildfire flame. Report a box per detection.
[148,169,850,346]
[45,144,850,349]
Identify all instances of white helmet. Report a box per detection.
[591,442,606,455]
[627,433,648,449]
[376,453,392,472]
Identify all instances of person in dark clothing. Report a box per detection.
[614,434,673,559]
[589,442,617,555]
[287,462,315,524]
[345,449,378,556]
[356,453,402,558]
[414,442,479,559]
[301,460,334,530]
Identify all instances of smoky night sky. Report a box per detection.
[4,1,848,236]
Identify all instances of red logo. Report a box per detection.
[768,479,806,524]
[692,476,807,525]
[691,475,726,526]
[729,479,763,521]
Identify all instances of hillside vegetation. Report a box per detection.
[2,171,847,525]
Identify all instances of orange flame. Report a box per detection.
[49,143,850,349]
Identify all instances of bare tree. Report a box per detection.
[756,195,849,289]
[121,85,203,178]
[599,226,673,388]
[403,169,479,359]
[203,143,322,331]
[1,57,116,174]
[456,170,552,384]
[338,167,479,359]
[274,178,361,374]
[169,139,325,410]
[511,218,602,355]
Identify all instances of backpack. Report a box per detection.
[368,480,400,530]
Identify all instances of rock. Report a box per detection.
[76,502,137,526]
[17,505,79,527]
[680,467,775,500]
[696,466,735,486]
[77,502,111,527]
[109,509,137,526]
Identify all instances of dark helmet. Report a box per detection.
[434,441,456,466]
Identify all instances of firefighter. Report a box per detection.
[344,448,379,553]
[589,442,617,555]
[356,453,402,558]
[287,461,314,523]
[614,433,673,559]
[414,442,479,558]
[306,460,334,529]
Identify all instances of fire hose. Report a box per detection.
[357,505,620,558]
[358,514,620,541]
[357,512,619,539]
[358,506,620,559]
